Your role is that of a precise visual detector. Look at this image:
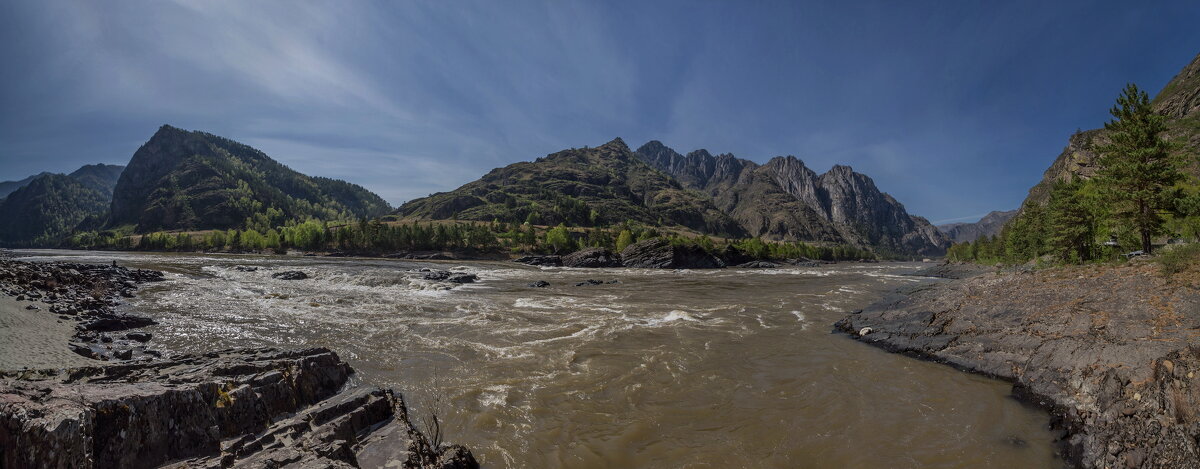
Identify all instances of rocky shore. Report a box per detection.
[0,347,478,468]
[0,258,166,363]
[0,256,480,468]
[836,261,1200,468]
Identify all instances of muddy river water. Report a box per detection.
[20,250,1062,468]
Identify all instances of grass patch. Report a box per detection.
[1156,243,1200,277]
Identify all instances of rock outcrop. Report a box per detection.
[835,262,1200,468]
[561,248,622,268]
[1,259,165,361]
[620,238,726,269]
[0,347,478,469]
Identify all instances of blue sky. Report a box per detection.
[1,1,1198,224]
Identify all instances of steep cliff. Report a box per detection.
[636,142,949,256]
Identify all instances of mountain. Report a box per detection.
[635,141,949,256]
[1023,52,1200,207]
[396,138,748,237]
[0,172,51,199]
[109,125,391,232]
[68,164,125,197]
[937,210,1018,243]
[0,174,109,246]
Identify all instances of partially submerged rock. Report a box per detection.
[271,270,309,280]
[513,255,562,267]
[736,260,779,269]
[421,270,478,284]
[0,347,478,469]
[619,239,726,269]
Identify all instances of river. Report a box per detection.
[18,250,1062,468]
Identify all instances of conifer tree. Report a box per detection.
[1096,83,1183,253]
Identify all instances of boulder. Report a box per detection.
[271,270,309,280]
[574,279,604,286]
[513,255,562,267]
[528,281,550,288]
[561,248,622,268]
[619,239,726,269]
[421,270,478,284]
[737,261,779,268]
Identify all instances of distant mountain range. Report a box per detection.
[3,125,952,256]
[937,210,1017,243]
[399,138,950,256]
[0,164,124,245]
[0,126,392,246]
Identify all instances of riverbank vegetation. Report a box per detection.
[60,218,877,262]
[948,84,1200,266]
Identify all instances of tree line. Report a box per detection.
[949,84,1200,265]
[64,218,877,262]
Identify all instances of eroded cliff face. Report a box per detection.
[636,142,950,256]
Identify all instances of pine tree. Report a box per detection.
[1046,181,1097,263]
[1096,83,1183,253]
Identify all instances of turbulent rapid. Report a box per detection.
[19,250,1062,468]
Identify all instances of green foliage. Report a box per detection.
[615,229,634,252]
[395,141,746,237]
[0,174,109,247]
[111,126,390,233]
[544,224,575,254]
[1046,181,1103,263]
[1156,243,1200,277]
[1095,83,1185,253]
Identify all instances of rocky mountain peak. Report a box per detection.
[600,137,630,152]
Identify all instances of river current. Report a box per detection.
[18,250,1062,468]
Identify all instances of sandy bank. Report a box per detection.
[0,295,94,370]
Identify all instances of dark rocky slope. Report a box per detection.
[0,164,127,246]
[0,174,111,246]
[110,125,391,232]
[0,347,477,468]
[835,262,1200,468]
[937,210,1018,243]
[635,141,949,256]
[0,172,50,199]
[397,138,747,237]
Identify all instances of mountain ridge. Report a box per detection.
[937,210,1018,243]
[635,141,949,256]
[109,125,391,232]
